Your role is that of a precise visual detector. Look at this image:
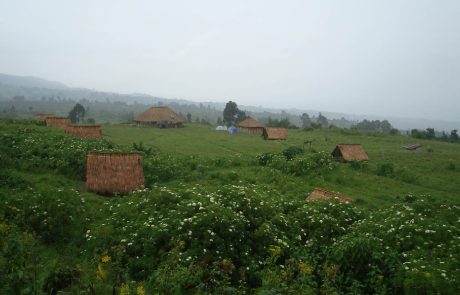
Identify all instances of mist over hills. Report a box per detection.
[0,73,458,131]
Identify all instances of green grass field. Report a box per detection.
[1,120,459,294]
[103,123,460,206]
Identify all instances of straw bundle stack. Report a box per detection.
[86,152,145,195]
[65,124,102,139]
[45,116,71,128]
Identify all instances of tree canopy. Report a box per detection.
[223,101,246,126]
[68,103,85,123]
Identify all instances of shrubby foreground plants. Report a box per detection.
[0,120,459,294]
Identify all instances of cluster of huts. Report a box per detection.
[37,113,102,139]
[37,106,373,200]
[225,117,288,140]
[37,113,142,195]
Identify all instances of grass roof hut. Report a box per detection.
[331,144,369,162]
[45,116,71,128]
[238,117,265,135]
[86,152,145,195]
[134,106,185,128]
[306,187,352,203]
[36,113,55,122]
[65,124,102,139]
[262,127,287,140]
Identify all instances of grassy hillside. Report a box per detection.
[1,120,459,294]
[103,123,460,206]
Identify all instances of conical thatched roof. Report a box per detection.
[263,128,287,140]
[306,187,352,203]
[238,117,264,128]
[332,144,368,162]
[134,106,184,123]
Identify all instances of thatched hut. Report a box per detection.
[262,127,287,140]
[45,116,71,128]
[306,187,352,203]
[331,144,368,162]
[36,113,55,122]
[134,106,185,128]
[65,124,102,139]
[86,152,145,195]
[238,117,265,135]
[404,144,422,151]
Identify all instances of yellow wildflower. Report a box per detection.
[120,283,130,295]
[96,263,107,281]
[299,261,313,275]
[424,272,432,279]
[136,284,145,295]
[101,255,111,264]
[268,245,281,256]
[178,240,185,250]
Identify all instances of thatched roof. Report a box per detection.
[306,187,352,203]
[332,144,368,162]
[404,144,422,151]
[263,128,287,140]
[134,106,184,123]
[86,151,144,195]
[238,117,264,128]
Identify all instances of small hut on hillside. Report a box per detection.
[238,117,265,135]
[45,116,71,128]
[262,127,287,140]
[134,106,184,128]
[404,144,422,151]
[65,124,102,139]
[36,113,55,122]
[86,152,145,195]
[331,144,368,162]
[306,187,352,203]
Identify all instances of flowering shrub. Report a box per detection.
[0,124,126,179]
[1,121,459,294]
[257,150,336,176]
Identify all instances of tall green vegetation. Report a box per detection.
[1,120,459,294]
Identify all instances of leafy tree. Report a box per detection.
[186,113,192,122]
[389,128,399,135]
[441,131,449,141]
[267,117,297,129]
[300,113,312,129]
[381,120,392,133]
[217,117,223,125]
[450,129,459,142]
[317,113,329,127]
[411,129,424,139]
[68,103,86,123]
[223,101,246,126]
[425,128,435,140]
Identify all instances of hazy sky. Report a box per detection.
[1,0,459,120]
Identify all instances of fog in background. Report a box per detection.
[1,0,459,121]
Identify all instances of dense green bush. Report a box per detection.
[282,146,304,160]
[0,124,124,179]
[257,150,336,176]
[1,120,459,294]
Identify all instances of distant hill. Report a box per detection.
[0,73,68,90]
[0,73,459,131]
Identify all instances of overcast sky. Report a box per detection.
[1,0,459,120]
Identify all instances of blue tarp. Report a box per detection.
[228,126,238,135]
